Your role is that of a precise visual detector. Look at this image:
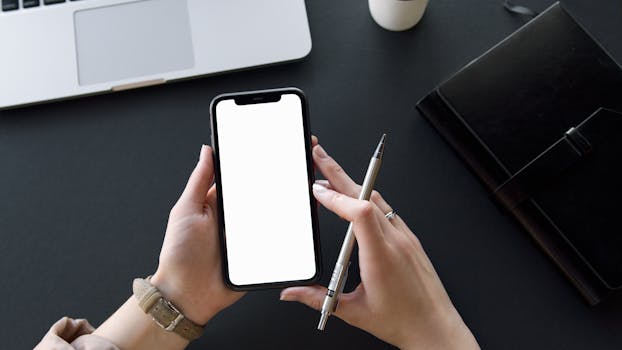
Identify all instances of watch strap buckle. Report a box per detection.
[133,277,204,341]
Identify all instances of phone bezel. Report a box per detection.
[209,87,322,291]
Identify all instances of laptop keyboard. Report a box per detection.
[2,0,79,11]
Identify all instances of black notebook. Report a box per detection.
[416,2,622,304]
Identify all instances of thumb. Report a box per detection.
[179,145,214,206]
[280,285,326,311]
[280,285,360,323]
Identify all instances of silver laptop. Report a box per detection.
[0,0,312,110]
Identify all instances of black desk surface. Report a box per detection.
[2,0,622,349]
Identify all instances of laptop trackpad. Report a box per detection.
[74,0,195,86]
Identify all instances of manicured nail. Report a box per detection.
[315,179,330,187]
[313,183,327,194]
[314,145,328,159]
[199,144,208,161]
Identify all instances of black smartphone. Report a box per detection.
[210,88,321,291]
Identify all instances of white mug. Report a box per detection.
[369,0,429,31]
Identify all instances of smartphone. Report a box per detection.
[210,88,321,290]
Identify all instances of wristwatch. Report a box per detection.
[132,277,204,341]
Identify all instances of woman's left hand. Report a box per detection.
[151,145,244,325]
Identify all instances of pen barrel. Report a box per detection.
[358,157,382,200]
[326,157,381,311]
[335,223,356,267]
[333,156,381,287]
[318,135,385,330]
[327,261,349,293]
[328,263,345,291]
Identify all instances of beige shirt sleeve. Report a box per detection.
[34,317,120,350]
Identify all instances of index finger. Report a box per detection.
[312,144,393,214]
[312,183,387,255]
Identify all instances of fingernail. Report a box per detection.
[314,145,328,159]
[199,144,208,162]
[315,179,330,187]
[280,292,292,301]
[313,183,327,194]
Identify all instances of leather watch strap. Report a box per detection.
[132,277,204,341]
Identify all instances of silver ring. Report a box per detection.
[384,210,397,220]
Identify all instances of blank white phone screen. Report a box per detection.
[215,94,317,286]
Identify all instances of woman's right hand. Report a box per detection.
[281,142,480,350]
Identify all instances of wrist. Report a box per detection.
[399,307,480,350]
[151,272,215,325]
[94,297,190,350]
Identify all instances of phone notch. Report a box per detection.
[234,92,282,105]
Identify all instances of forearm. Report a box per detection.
[93,297,190,350]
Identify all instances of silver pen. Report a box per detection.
[317,133,386,331]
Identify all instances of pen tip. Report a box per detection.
[374,134,386,159]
